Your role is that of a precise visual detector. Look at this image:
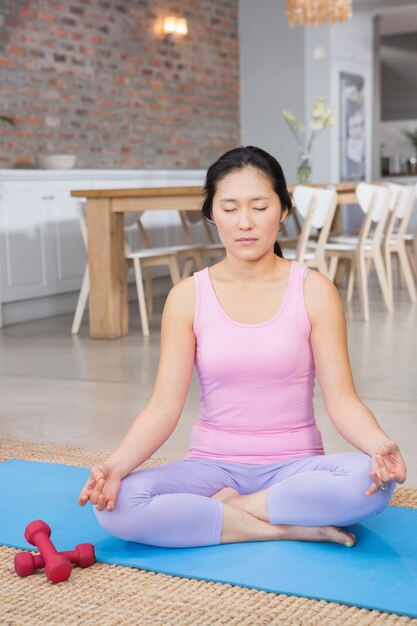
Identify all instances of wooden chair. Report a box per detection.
[178,210,225,272]
[72,203,184,337]
[324,183,391,321]
[134,211,203,316]
[281,185,338,276]
[403,183,417,279]
[384,182,416,306]
[125,244,182,337]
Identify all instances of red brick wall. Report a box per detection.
[0,0,239,169]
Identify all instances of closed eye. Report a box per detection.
[254,207,267,211]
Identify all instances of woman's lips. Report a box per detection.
[236,238,258,244]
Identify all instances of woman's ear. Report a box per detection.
[280,208,289,223]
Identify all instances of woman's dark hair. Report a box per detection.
[201,146,292,258]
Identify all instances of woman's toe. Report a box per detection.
[341,529,356,546]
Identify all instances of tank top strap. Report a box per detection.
[193,267,216,335]
[283,261,311,332]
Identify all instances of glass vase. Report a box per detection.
[297,151,312,184]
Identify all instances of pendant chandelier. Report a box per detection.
[287,0,352,27]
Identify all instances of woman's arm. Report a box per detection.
[105,277,196,476]
[78,277,197,510]
[304,270,406,493]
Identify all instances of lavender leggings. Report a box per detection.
[95,452,394,548]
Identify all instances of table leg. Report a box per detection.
[86,199,128,338]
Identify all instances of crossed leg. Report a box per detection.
[95,453,393,549]
[212,488,356,546]
[212,453,394,546]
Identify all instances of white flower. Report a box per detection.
[283,97,334,151]
[283,110,304,131]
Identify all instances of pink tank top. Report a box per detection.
[185,261,325,464]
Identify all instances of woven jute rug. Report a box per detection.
[1,439,416,626]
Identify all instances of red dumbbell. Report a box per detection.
[23,520,73,583]
[15,543,95,577]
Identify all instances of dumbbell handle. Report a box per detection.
[15,544,95,578]
[29,528,60,561]
[31,547,93,569]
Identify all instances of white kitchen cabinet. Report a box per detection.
[43,181,89,293]
[0,181,49,303]
[0,180,89,305]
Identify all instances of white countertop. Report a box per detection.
[0,169,206,183]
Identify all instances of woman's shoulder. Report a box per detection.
[164,275,196,325]
[170,274,196,299]
[303,269,344,325]
[304,267,335,292]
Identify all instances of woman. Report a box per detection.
[78,146,406,549]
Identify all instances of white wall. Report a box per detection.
[239,2,375,184]
[304,24,332,183]
[239,0,305,183]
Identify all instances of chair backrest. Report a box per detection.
[355,183,391,247]
[126,211,153,248]
[123,212,142,228]
[385,182,416,239]
[291,185,338,261]
[179,210,217,245]
[388,183,415,219]
[356,183,390,222]
[292,185,338,228]
[75,200,138,256]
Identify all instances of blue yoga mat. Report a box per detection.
[1,459,417,617]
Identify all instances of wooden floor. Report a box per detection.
[0,275,416,486]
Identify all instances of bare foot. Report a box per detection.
[279,524,356,547]
[211,487,240,502]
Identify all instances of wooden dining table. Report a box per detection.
[71,181,357,339]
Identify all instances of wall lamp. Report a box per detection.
[162,16,188,42]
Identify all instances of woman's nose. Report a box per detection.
[238,210,254,229]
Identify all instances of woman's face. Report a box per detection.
[211,166,287,260]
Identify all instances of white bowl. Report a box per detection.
[37,154,77,169]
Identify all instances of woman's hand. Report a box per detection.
[78,464,121,512]
[365,441,407,496]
